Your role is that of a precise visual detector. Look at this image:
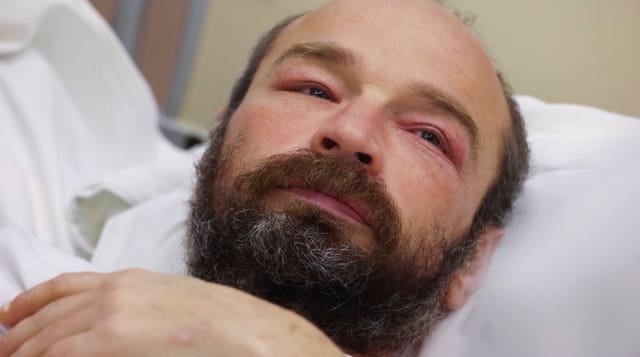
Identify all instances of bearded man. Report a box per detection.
[0,0,528,356]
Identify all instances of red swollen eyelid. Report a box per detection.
[402,121,463,166]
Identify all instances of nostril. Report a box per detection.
[322,138,338,150]
[356,152,372,164]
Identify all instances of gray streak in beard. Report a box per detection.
[185,142,470,356]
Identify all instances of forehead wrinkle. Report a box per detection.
[271,41,360,70]
[405,82,480,161]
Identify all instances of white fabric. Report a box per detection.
[420,163,640,357]
[0,0,173,253]
[0,227,98,305]
[67,147,197,258]
[462,163,640,357]
[90,187,191,275]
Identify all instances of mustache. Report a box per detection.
[234,149,402,251]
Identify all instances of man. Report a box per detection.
[0,0,528,356]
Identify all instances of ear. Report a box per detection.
[444,227,504,311]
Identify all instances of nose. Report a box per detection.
[309,100,384,176]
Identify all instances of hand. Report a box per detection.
[0,269,343,357]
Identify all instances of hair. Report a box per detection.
[214,7,530,242]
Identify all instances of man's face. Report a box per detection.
[188,0,510,355]
[223,0,508,254]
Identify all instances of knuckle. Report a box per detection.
[95,314,129,339]
[99,289,129,313]
[49,273,76,295]
[118,268,147,279]
[102,268,145,288]
[125,267,147,275]
[48,271,96,295]
[101,273,129,292]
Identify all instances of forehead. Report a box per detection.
[257,0,510,180]
[274,1,504,103]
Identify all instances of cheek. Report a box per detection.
[223,101,317,173]
[385,160,470,239]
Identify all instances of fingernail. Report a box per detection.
[1,301,9,313]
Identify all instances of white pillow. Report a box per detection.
[420,96,640,357]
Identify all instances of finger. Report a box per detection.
[12,295,96,357]
[42,328,129,357]
[0,301,10,324]
[41,330,99,357]
[2,272,102,327]
[0,293,92,356]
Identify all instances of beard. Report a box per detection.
[186,129,473,356]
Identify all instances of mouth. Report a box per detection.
[283,185,371,226]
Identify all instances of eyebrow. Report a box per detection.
[272,41,480,159]
[273,41,358,69]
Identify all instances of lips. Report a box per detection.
[285,185,371,226]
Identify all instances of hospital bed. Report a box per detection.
[1,0,639,356]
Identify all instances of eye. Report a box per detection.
[301,86,332,100]
[416,130,441,147]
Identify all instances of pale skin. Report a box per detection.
[0,0,511,355]
[0,270,344,357]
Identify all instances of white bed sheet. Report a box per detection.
[0,0,185,253]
